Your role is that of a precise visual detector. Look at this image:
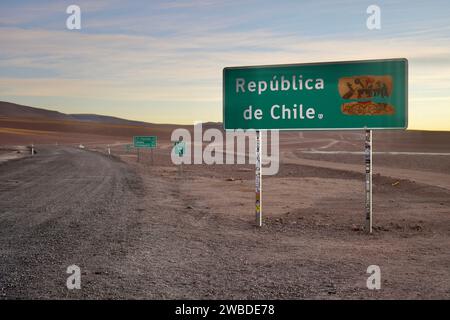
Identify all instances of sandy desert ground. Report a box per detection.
[0,116,449,299]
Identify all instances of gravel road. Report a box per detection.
[0,146,146,299]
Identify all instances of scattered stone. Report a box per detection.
[326,282,337,295]
[373,225,390,231]
[94,271,108,275]
[410,224,423,231]
[392,223,403,230]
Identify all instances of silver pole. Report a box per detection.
[365,129,373,233]
[256,130,262,227]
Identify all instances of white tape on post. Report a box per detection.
[365,129,373,233]
[256,130,262,227]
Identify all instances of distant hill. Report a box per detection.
[0,101,224,128]
[0,101,75,121]
[0,101,449,150]
[0,101,183,145]
[69,114,150,126]
[0,101,151,126]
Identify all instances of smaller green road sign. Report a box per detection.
[173,141,185,157]
[134,136,157,148]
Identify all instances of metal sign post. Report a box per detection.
[173,141,186,176]
[151,148,154,165]
[31,143,34,156]
[133,136,157,164]
[365,129,373,233]
[255,130,262,227]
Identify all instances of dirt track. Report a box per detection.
[284,151,450,190]
[0,145,449,299]
[0,146,148,298]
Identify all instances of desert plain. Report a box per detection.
[0,102,449,299]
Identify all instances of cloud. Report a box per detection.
[0,77,220,103]
[1,26,449,110]
[0,0,118,26]
[157,0,231,9]
[1,0,450,129]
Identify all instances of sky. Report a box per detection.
[0,0,449,130]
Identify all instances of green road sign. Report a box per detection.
[133,136,157,148]
[173,141,185,157]
[223,59,408,130]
